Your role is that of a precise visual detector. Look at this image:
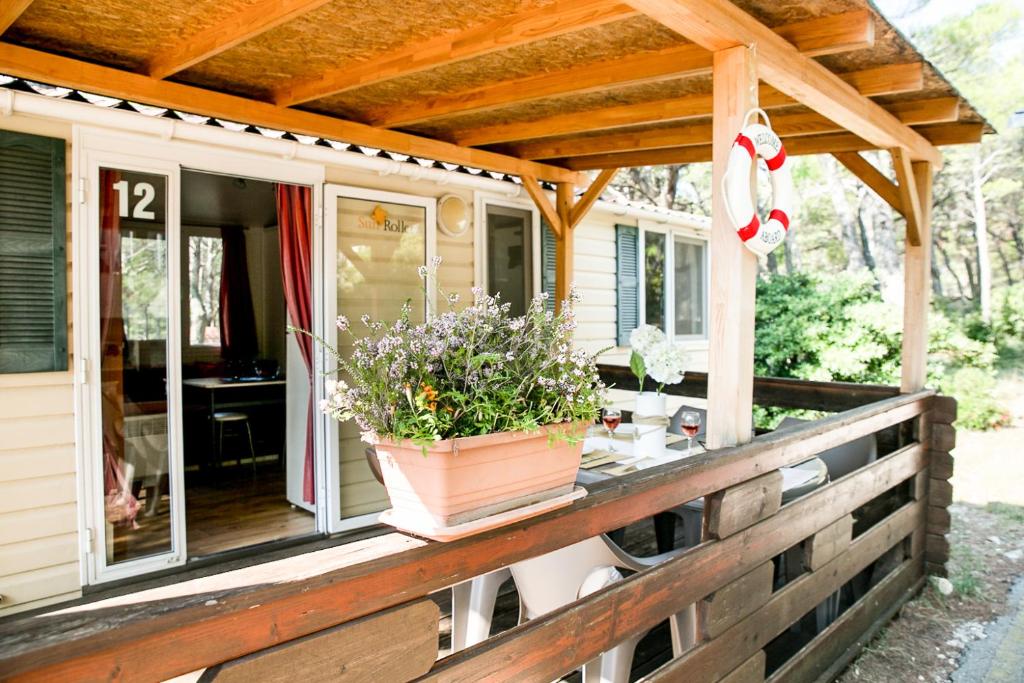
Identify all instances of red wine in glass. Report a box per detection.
[679,411,701,456]
[602,413,622,432]
[602,408,622,452]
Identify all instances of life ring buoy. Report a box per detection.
[722,109,793,257]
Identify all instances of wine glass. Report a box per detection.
[680,411,701,456]
[601,408,622,453]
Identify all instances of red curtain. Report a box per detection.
[99,169,141,527]
[219,228,258,361]
[276,184,315,504]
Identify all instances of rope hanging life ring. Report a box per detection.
[722,109,793,257]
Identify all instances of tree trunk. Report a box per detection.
[971,152,993,320]
[826,157,868,271]
[864,196,902,304]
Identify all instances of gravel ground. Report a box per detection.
[838,375,1024,683]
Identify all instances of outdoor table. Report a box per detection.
[576,424,829,550]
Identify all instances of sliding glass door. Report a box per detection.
[323,185,435,532]
[84,155,186,582]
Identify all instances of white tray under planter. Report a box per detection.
[373,421,589,542]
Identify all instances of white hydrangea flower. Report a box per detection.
[629,324,666,356]
[644,340,687,386]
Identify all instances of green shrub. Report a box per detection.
[939,367,1011,430]
[754,272,1006,430]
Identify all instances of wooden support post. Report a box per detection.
[925,395,956,576]
[555,182,575,311]
[707,44,759,449]
[901,161,934,391]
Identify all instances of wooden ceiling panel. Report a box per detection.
[4,0,261,72]
[300,14,683,123]
[177,0,556,101]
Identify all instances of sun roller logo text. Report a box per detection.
[358,204,413,233]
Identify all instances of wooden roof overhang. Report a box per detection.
[0,0,988,187]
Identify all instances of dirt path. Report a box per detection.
[839,375,1024,682]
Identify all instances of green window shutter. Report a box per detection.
[0,130,67,373]
[540,218,557,312]
[615,224,639,346]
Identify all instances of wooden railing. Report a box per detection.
[0,379,956,683]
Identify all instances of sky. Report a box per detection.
[874,0,991,30]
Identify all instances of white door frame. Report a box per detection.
[73,127,326,584]
[322,183,436,533]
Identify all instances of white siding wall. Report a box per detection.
[0,373,81,614]
[0,115,80,615]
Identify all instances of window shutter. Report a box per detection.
[540,218,557,312]
[0,130,67,373]
[615,224,639,346]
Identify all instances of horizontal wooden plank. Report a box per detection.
[0,392,931,682]
[931,423,956,451]
[929,395,957,425]
[597,365,901,411]
[0,445,76,482]
[204,600,439,682]
[0,414,75,452]
[929,450,954,480]
[700,562,774,640]
[804,515,853,571]
[0,532,78,577]
[0,473,76,514]
[926,533,950,560]
[929,478,953,508]
[927,505,951,532]
[642,502,925,682]
[0,504,77,546]
[0,382,73,418]
[422,446,926,682]
[0,43,578,185]
[706,472,782,539]
[764,554,924,683]
[0,562,80,612]
[722,650,766,683]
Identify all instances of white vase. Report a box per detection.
[635,391,666,417]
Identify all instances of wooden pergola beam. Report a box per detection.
[274,0,636,107]
[147,0,332,79]
[521,175,563,239]
[371,10,877,128]
[626,0,941,165]
[0,42,579,185]
[891,147,923,246]
[569,168,618,228]
[455,79,943,147]
[560,123,983,169]
[0,0,33,35]
[511,100,958,160]
[832,152,902,217]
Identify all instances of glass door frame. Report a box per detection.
[74,127,327,585]
[322,183,436,533]
[78,148,186,584]
[473,192,541,299]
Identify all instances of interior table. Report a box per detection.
[182,377,287,469]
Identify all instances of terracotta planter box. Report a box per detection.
[373,421,587,531]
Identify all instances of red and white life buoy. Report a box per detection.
[722,109,793,257]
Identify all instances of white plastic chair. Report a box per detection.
[452,535,696,683]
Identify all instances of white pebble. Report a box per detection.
[934,576,955,596]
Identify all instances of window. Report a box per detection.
[186,234,223,347]
[0,130,67,373]
[121,228,169,341]
[485,204,533,317]
[640,228,707,339]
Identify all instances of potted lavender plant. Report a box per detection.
[311,261,605,541]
